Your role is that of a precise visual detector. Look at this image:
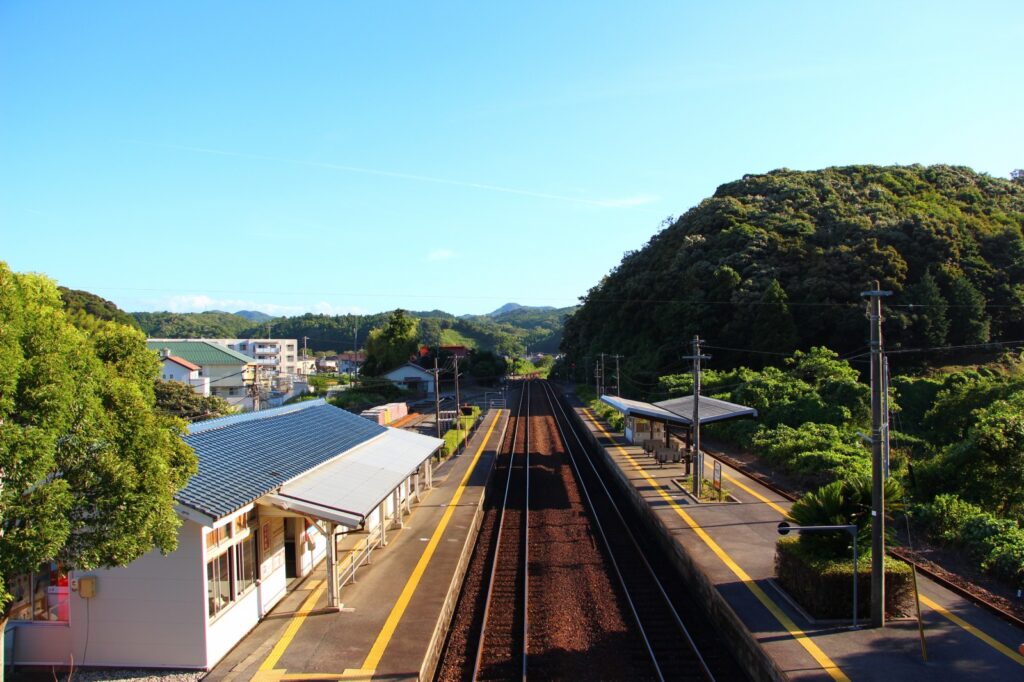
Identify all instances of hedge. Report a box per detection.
[775,537,914,619]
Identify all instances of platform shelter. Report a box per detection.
[600,394,757,448]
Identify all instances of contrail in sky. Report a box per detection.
[123,139,658,209]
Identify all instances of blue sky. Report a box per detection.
[2,1,1022,317]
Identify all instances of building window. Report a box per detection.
[286,355,294,362]
[5,563,68,622]
[206,510,260,620]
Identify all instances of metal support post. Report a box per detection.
[325,522,338,609]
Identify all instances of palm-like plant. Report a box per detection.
[787,474,904,558]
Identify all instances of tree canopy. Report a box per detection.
[362,310,420,375]
[562,164,1024,376]
[1,263,197,616]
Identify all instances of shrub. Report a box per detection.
[915,494,981,543]
[776,537,914,619]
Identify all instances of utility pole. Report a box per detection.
[594,361,600,395]
[612,354,624,396]
[599,353,607,395]
[302,336,309,376]
[434,356,442,439]
[863,281,892,628]
[684,336,711,497]
[249,365,261,412]
[454,355,462,453]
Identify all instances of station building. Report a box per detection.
[6,399,442,670]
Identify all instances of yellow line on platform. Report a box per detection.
[258,579,328,671]
[712,463,790,516]
[583,409,849,682]
[360,410,503,671]
[919,594,1024,666]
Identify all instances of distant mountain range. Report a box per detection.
[485,302,556,317]
[234,310,274,322]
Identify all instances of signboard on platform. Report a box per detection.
[712,460,722,492]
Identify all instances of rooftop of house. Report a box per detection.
[163,355,201,371]
[147,340,255,366]
[178,399,387,520]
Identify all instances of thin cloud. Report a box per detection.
[156,295,363,317]
[426,249,456,262]
[125,140,657,209]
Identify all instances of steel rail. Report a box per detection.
[472,380,531,681]
[541,380,715,681]
[521,381,531,681]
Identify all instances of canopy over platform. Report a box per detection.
[263,427,443,529]
[599,395,693,428]
[600,394,757,426]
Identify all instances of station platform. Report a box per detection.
[571,401,1024,681]
[204,408,508,682]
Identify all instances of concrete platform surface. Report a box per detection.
[203,408,508,682]
[574,403,1024,681]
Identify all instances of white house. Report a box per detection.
[382,363,435,397]
[146,341,256,408]
[159,351,210,397]
[5,399,442,670]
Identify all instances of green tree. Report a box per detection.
[751,279,798,354]
[362,309,420,375]
[946,274,990,345]
[419,317,444,349]
[1,264,197,629]
[944,394,1024,515]
[907,270,949,347]
[154,380,235,422]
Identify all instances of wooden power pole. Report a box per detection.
[434,356,442,439]
[863,281,891,628]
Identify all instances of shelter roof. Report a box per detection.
[178,399,387,520]
[599,395,690,427]
[600,394,757,426]
[265,427,443,528]
[654,395,758,424]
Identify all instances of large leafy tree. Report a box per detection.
[0,264,197,621]
[154,380,234,422]
[362,309,420,375]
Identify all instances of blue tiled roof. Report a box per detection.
[178,399,387,520]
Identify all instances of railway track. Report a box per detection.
[436,381,747,681]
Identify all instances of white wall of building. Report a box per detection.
[69,518,208,668]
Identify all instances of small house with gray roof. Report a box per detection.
[7,399,443,670]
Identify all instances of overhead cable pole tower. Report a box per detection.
[434,356,442,439]
[454,354,462,451]
[863,281,892,628]
[599,353,607,395]
[684,336,711,497]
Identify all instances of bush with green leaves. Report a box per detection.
[787,475,904,557]
[914,494,1024,585]
[752,423,869,483]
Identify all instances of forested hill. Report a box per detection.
[562,165,1024,377]
[133,306,575,356]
